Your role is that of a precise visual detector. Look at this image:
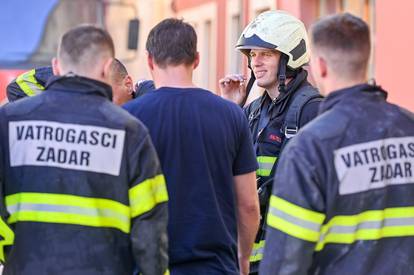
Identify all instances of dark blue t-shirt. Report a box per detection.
[124,87,257,274]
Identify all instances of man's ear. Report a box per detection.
[52,58,61,76]
[124,75,134,93]
[147,52,154,71]
[193,52,200,69]
[318,56,328,78]
[102,57,114,80]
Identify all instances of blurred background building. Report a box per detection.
[1,0,413,111]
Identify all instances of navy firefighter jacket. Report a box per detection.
[0,75,169,275]
[261,83,414,275]
[244,69,321,270]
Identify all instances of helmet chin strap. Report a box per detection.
[277,54,300,94]
[239,57,256,107]
[277,54,289,94]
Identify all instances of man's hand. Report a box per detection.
[219,74,247,105]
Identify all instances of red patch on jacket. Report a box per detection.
[269,134,282,143]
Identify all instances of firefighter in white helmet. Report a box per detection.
[219,10,322,274]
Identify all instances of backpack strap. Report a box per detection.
[257,85,322,193]
[283,85,322,139]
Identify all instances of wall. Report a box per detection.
[131,0,414,111]
[375,0,414,111]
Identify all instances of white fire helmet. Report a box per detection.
[236,10,310,69]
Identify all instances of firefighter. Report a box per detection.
[219,10,322,273]
[0,25,168,275]
[260,13,414,274]
[7,58,136,105]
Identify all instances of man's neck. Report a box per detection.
[264,77,293,100]
[265,86,279,100]
[153,65,195,89]
[323,76,366,97]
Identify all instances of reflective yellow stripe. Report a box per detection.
[256,156,277,177]
[16,69,45,96]
[6,193,130,233]
[249,240,265,263]
[270,196,325,223]
[267,195,325,242]
[139,269,169,275]
[129,174,168,218]
[316,207,414,251]
[0,218,14,262]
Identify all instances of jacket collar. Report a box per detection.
[319,83,387,114]
[45,74,113,101]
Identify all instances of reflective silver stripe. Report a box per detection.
[258,162,273,171]
[7,203,129,223]
[23,82,43,95]
[252,245,264,257]
[16,69,44,96]
[269,205,321,232]
[319,216,414,242]
[250,240,265,262]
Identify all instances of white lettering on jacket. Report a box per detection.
[334,137,414,195]
[9,120,125,176]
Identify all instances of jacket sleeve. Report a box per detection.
[6,67,53,103]
[6,81,28,102]
[260,134,326,275]
[0,110,15,263]
[127,131,168,275]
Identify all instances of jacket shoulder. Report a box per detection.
[3,93,44,116]
[396,104,414,121]
[299,108,351,142]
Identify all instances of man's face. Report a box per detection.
[249,48,281,91]
[111,75,133,106]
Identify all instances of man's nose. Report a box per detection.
[251,56,263,67]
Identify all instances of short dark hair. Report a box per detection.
[146,18,197,68]
[110,58,128,83]
[58,25,115,67]
[310,13,370,79]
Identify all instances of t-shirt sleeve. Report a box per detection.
[233,110,258,175]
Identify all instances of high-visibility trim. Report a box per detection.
[129,174,168,218]
[316,207,414,251]
[256,156,277,177]
[0,218,14,262]
[267,195,325,242]
[6,192,130,233]
[249,240,265,263]
[139,269,170,275]
[16,69,45,96]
